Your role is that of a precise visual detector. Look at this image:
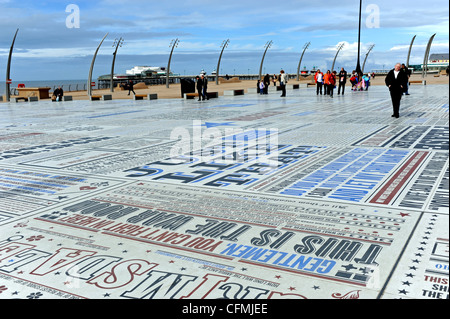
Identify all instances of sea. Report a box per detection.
[0,79,95,96]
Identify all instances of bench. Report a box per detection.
[286,84,299,90]
[184,92,218,99]
[224,89,245,96]
[63,95,73,101]
[28,96,39,102]
[134,93,158,100]
[11,97,28,102]
[90,94,112,101]
[410,80,423,84]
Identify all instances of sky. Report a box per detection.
[0,0,448,81]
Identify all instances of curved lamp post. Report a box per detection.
[258,40,272,80]
[331,42,345,72]
[166,38,179,88]
[110,37,124,92]
[88,33,108,97]
[215,39,230,85]
[296,42,310,81]
[406,35,416,68]
[6,28,19,102]
[355,0,363,76]
[422,33,436,79]
[361,44,375,74]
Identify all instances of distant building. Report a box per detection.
[422,53,449,71]
[126,66,167,76]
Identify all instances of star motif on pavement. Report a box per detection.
[289,287,296,291]
[399,213,410,217]
[405,273,415,278]
[312,286,320,290]
[103,293,111,297]
[402,281,412,286]
[275,275,282,279]
[412,259,420,263]
[398,289,408,295]
[409,266,418,270]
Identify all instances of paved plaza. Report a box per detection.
[0,83,448,300]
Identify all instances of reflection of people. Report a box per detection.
[385,63,408,118]
[127,80,135,95]
[53,86,64,101]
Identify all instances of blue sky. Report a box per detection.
[0,0,448,80]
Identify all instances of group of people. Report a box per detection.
[349,71,372,91]
[196,74,209,101]
[314,69,339,97]
[257,70,289,97]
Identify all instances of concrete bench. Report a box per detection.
[184,92,218,99]
[63,96,73,101]
[224,89,245,96]
[29,96,39,102]
[287,84,299,89]
[134,93,158,100]
[11,97,28,102]
[90,94,112,101]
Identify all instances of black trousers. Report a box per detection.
[338,82,345,94]
[327,84,334,97]
[390,90,402,117]
[280,84,286,97]
[316,83,322,95]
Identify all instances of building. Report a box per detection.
[423,53,449,71]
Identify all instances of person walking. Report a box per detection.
[337,67,347,95]
[201,74,209,100]
[263,74,270,94]
[279,70,288,97]
[401,63,411,95]
[196,75,203,101]
[323,70,332,95]
[127,80,135,95]
[314,69,323,95]
[385,63,408,118]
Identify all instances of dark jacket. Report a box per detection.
[196,78,203,90]
[338,70,347,83]
[385,69,408,93]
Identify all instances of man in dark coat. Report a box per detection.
[385,63,408,118]
[201,74,209,100]
[337,68,347,95]
[196,76,203,101]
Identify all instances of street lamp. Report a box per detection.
[216,39,230,85]
[110,37,124,92]
[331,42,345,73]
[259,40,273,80]
[166,38,180,88]
[88,33,108,97]
[5,28,19,102]
[296,42,310,81]
[355,0,363,77]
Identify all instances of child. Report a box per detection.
[259,80,265,94]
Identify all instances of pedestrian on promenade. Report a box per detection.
[264,74,270,94]
[259,79,265,95]
[272,74,278,86]
[401,63,411,95]
[338,67,347,95]
[314,69,323,95]
[201,74,209,100]
[127,80,135,95]
[53,86,64,101]
[196,75,203,101]
[385,63,408,118]
[350,70,358,89]
[279,70,288,97]
[323,70,332,95]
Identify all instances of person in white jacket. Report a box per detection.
[279,70,288,97]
